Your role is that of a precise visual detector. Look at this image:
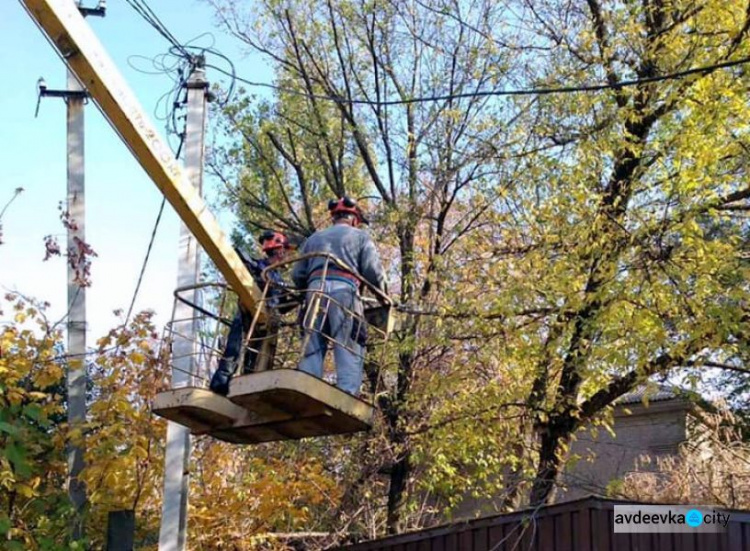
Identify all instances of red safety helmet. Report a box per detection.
[328,196,367,225]
[259,230,289,253]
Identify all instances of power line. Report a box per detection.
[0,187,24,221]
[124,0,199,154]
[212,55,750,106]
[122,0,750,107]
[124,195,167,327]
[123,0,750,107]
[109,3,193,330]
[124,0,189,58]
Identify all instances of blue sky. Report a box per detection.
[1,1,271,339]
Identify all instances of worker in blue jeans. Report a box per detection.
[292,197,387,396]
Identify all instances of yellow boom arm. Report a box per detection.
[20,0,264,316]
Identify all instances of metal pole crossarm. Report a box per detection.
[78,2,106,18]
[41,88,89,99]
[20,0,265,318]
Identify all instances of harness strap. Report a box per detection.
[309,268,359,287]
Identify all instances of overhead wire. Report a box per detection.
[125,0,202,153]
[121,3,195,327]
[210,54,750,105]
[123,0,750,108]
[123,196,167,328]
[120,4,222,376]
[123,0,189,58]
[157,35,750,106]
[120,63,191,328]
[123,3,225,380]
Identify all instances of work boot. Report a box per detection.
[209,361,234,396]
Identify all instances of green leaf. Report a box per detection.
[23,404,42,422]
[22,404,49,428]
[0,421,18,436]
[4,443,31,478]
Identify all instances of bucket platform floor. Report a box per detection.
[153,369,374,444]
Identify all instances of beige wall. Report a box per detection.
[556,399,692,502]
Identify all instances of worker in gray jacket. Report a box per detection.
[292,197,387,396]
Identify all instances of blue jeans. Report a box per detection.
[299,279,364,396]
[209,308,267,395]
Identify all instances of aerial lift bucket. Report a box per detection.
[153,254,393,444]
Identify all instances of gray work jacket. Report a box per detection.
[292,224,387,292]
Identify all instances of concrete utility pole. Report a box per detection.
[35,2,106,538]
[66,64,87,539]
[159,59,209,551]
[67,5,106,540]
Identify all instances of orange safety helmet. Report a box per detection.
[259,230,289,253]
[328,196,367,224]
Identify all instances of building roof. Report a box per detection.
[618,384,678,404]
[617,383,699,405]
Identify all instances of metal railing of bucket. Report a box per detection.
[160,253,394,398]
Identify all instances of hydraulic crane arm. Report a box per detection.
[20,0,264,317]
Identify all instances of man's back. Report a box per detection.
[293,224,386,291]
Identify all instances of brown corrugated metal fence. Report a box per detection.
[334,497,750,551]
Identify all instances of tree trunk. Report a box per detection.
[386,450,411,534]
[529,425,568,506]
[385,221,418,533]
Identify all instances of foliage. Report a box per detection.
[0,293,77,550]
[709,368,750,440]
[0,297,169,549]
[468,0,750,506]
[42,201,98,287]
[188,439,342,550]
[204,0,750,538]
[81,311,169,548]
[0,299,168,549]
[0,291,348,549]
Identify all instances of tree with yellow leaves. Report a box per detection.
[0,293,76,549]
[204,0,750,538]
[80,310,169,547]
[1,291,344,549]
